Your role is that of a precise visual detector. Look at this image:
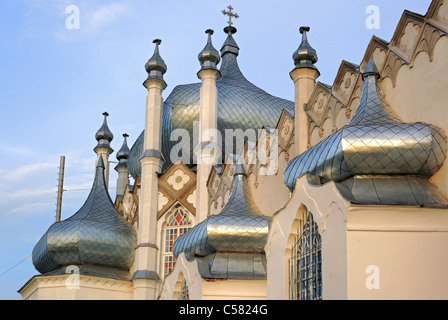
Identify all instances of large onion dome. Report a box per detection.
[128,27,294,178]
[32,156,137,277]
[173,161,270,279]
[284,59,448,207]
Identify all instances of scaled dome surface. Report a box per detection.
[32,157,137,275]
[128,29,294,178]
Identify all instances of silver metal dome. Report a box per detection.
[94,112,114,152]
[173,163,270,261]
[144,39,167,88]
[32,156,137,275]
[198,29,221,71]
[128,29,294,178]
[292,27,318,70]
[284,59,447,195]
[116,133,130,164]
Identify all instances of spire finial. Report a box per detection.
[116,133,130,163]
[300,26,310,34]
[198,28,221,72]
[95,111,114,145]
[144,38,167,88]
[292,26,318,71]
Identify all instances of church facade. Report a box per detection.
[19,0,448,300]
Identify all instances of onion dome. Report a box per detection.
[198,29,221,71]
[32,156,137,276]
[116,133,130,167]
[144,39,167,88]
[94,112,114,152]
[173,161,270,260]
[128,26,294,178]
[292,26,318,70]
[284,59,447,205]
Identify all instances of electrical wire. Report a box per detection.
[0,254,32,279]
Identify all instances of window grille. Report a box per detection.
[289,211,322,300]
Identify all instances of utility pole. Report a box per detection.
[56,156,65,223]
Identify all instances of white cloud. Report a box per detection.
[87,2,132,31]
[53,1,133,41]
[7,202,54,217]
[0,162,58,182]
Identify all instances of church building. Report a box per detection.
[19,0,448,300]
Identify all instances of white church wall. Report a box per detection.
[346,206,448,299]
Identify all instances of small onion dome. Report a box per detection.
[198,29,221,71]
[292,26,318,70]
[144,39,167,87]
[95,112,114,142]
[94,112,114,153]
[116,133,130,165]
[32,156,137,275]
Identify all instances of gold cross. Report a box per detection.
[222,5,239,27]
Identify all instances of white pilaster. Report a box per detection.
[290,68,319,156]
[196,68,220,223]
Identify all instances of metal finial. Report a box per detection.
[123,133,129,138]
[205,29,214,36]
[299,26,310,34]
[153,39,162,45]
[222,5,239,27]
[103,112,109,117]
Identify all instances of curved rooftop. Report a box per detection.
[173,163,270,261]
[284,59,447,197]
[32,156,137,276]
[128,27,294,178]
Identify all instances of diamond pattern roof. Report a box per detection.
[284,60,447,192]
[128,34,294,178]
[173,169,270,261]
[32,157,137,275]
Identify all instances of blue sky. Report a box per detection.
[0,0,431,299]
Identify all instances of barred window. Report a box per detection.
[163,208,192,276]
[289,211,322,300]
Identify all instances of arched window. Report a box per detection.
[289,210,322,300]
[163,207,192,276]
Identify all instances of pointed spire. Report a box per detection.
[292,26,318,70]
[348,58,397,126]
[220,6,239,57]
[198,29,221,71]
[144,39,167,88]
[220,29,239,57]
[96,153,105,169]
[363,57,380,79]
[233,155,246,177]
